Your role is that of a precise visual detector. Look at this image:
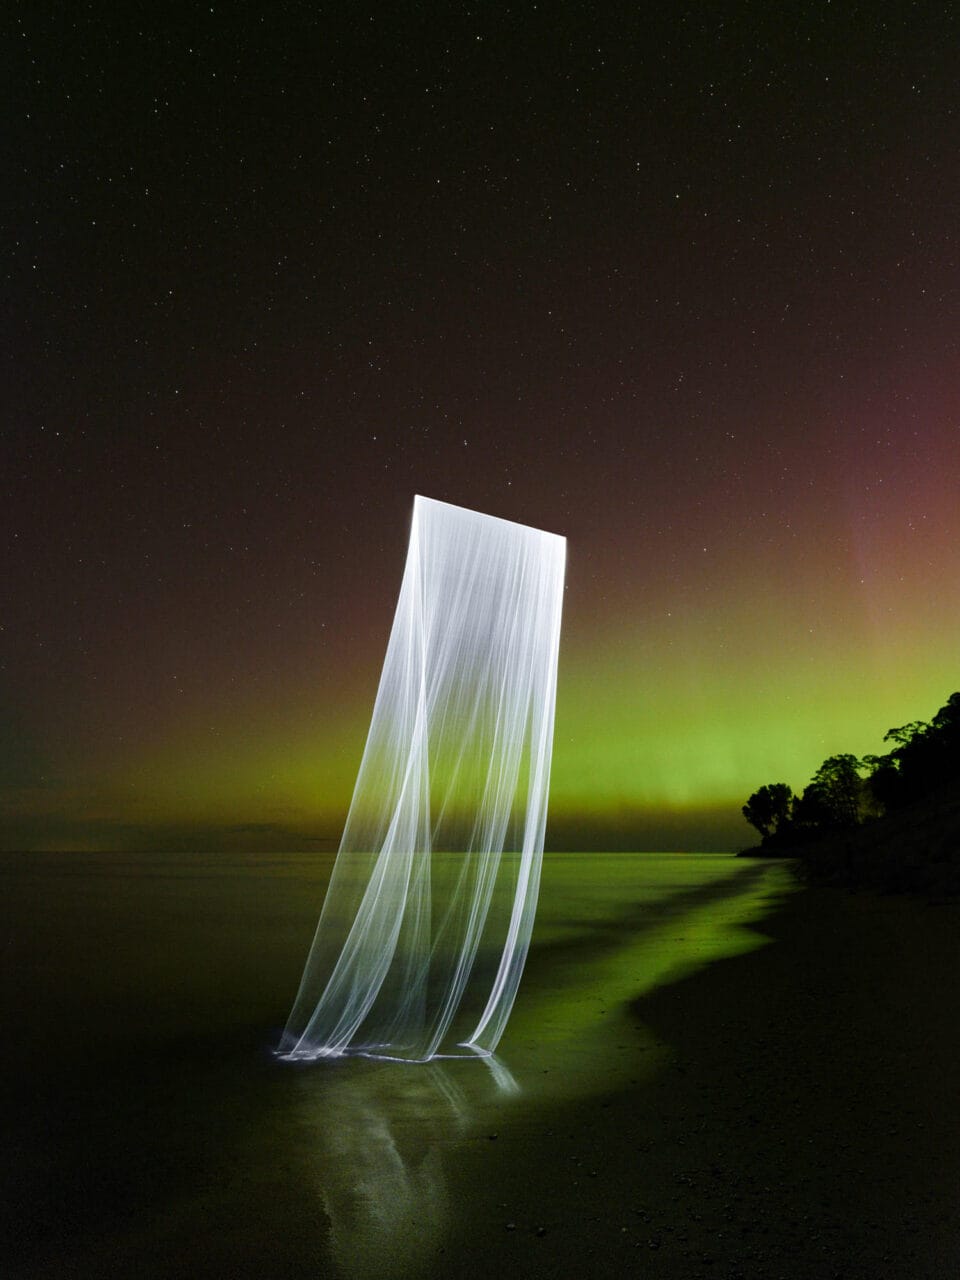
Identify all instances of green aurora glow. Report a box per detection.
[4,7,959,853]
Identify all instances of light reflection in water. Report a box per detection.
[290,857,795,1278]
[295,1053,520,1278]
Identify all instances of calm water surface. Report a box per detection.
[0,851,793,1278]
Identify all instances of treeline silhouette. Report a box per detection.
[741,691,960,893]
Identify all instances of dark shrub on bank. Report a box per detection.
[792,782,960,895]
[741,692,960,894]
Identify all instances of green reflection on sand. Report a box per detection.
[294,854,795,1278]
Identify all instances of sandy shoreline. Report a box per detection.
[5,856,960,1279]
[432,879,960,1279]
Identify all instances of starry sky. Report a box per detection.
[4,3,959,853]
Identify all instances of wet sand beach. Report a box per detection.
[436,883,960,1279]
[2,852,958,1278]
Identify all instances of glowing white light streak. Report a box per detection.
[279,495,565,1061]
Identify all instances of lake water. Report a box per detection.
[0,851,794,1278]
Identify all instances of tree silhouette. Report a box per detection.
[878,694,960,807]
[742,782,794,840]
[883,720,929,748]
[796,753,862,831]
[740,691,960,888]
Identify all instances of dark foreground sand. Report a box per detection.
[4,860,960,1280]
[435,882,960,1279]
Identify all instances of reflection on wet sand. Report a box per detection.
[296,1053,519,1278]
[291,858,794,1278]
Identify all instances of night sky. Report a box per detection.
[4,3,959,853]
